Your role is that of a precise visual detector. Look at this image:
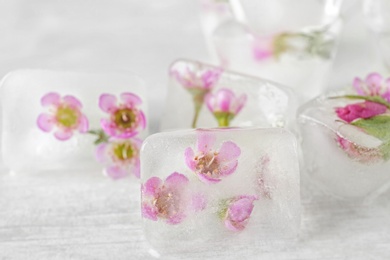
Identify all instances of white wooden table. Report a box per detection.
[1,0,390,259]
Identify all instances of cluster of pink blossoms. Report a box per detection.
[142,131,261,232]
[37,92,146,179]
[171,65,247,127]
[335,73,390,123]
[334,73,390,162]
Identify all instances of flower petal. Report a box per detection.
[165,172,189,188]
[219,160,238,177]
[218,141,241,162]
[366,73,383,93]
[141,204,158,221]
[37,113,55,132]
[121,92,142,106]
[101,118,117,137]
[196,173,221,184]
[352,77,365,96]
[196,131,216,153]
[184,147,197,171]
[105,165,128,179]
[54,129,73,141]
[137,111,147,131]
[95,143,108,163]
[205,93,215,113]
[216,88,235,112]
[41,92,61,107]
[166,213,186,225]
[142,176,163,197]
[133,158,140,179]
[191,193,207,212]
[234,94,247,114]
[63,95,82,108]
[99,93,117,113]
[78,114,89,133]
[224,218,242,232]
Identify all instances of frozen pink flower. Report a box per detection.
[171,66,222,91]
[37,92,89,141]
[219,195,258,232]
[99,93,146,139]
[96,137,142,179]
[253,36,274,61]
[206,88,247,126]
[353,73,390,102]
[335,101,387,123]
[184,131,241,184]
[336,135,382,164]
[141,172,190,224]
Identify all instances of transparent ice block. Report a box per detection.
[208,0,343,101]
[141,128,300,255]
[298,93,390,200]
[161,59,297,131]
[0,69,148,173]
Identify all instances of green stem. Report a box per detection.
[87,129,110,145]
[192,102,202,128]
[329,95,390,109]
[217,115,230,127]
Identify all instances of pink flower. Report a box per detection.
[220,195,258,232]
[335,101,387,123]
[206,88,247,126]
[206,88,246,115]
[336,135,382,164]
[37,92,89,141]
[96,137,142,179]
[253,36,274,61]
[353,73,390,102]
[171,66,222,91]
[141,172,190,224]
[99,93,146,139]
[184,131,241,184]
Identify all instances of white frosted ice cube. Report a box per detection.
[0,69,148,173]
[162,59,297,131]
[298,95,390,200]
[140,127,300,255]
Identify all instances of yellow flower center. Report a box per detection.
[153,189,180,218]
[195,152,220,177]
[56,105,79,128]
[112,142,136,162]
[113,108,137,129]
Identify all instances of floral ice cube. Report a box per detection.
[140,128,300,255]
[0,69,148,175]
[298,73,390,199]
[162,59,297,131]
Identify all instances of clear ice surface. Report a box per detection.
[141,127,300,255]
[161,59,297,131]
[0,69,147,172]
[298,93,390,200]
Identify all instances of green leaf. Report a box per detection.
[351,115,390,160]
[351,115,390,141]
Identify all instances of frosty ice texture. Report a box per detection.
[0,70,147,172]
[208,0,342,101]
[162,59,297,131]
[298,94,390,199]
[141,128,300,254]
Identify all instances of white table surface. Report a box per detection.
[0,0,390,259]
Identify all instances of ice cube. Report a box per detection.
[0,69,148,173]
[298,93,390,200]
[162,59,297,131]
[208,0,343,101]
[140,127,300,255]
